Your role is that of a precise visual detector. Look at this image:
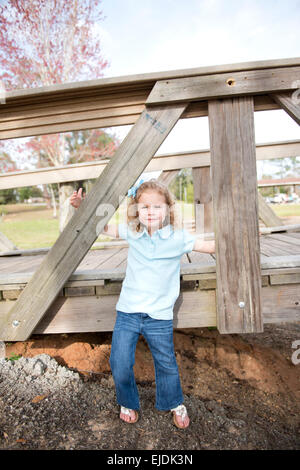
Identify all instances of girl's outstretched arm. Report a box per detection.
[193,238,215,253]
[193,231,262,253]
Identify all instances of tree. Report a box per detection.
[170,169,194,203]
[0,0,117,229]
[0,150,17,173]
[0,0,108,90]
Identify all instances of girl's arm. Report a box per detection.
[70,189,120,238]
[193,238,215,253]
[193,231,262,254]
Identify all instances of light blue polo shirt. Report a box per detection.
[116,223,197,320]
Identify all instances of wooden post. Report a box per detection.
[192,167,213,234]
[59,182,76,232]
[0,103,187,341]
[208,96,263,334]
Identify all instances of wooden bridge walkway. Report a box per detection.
[0,230,299,335]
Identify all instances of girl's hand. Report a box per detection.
[70,188,85,208]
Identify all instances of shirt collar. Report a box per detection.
[129,224,173,239]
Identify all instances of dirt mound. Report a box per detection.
[1,322,300,450]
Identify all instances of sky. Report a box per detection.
[1,0,299,179]
[94,0,300,180]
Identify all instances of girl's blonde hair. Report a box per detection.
[126,178,181,233]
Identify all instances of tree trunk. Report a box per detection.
[58,182,76,232]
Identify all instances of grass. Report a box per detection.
[0,202,299,251]
[0,204,125,250]
[270,203,300,217]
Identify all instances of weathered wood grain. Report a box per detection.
[208,96,263,334]
[1,139,299,190]
[147,67,300,105]
[192,167,214,234]
[1,281,299,333]
[257,191,283,227]
[0,103,187,341]
[271,91,300,125]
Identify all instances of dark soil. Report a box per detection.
[0,322,300,450]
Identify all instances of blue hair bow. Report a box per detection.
[127,179,145,198]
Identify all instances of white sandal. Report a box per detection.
[171,404,189,429]
[120,406,139,423]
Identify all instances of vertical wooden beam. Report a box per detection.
[0,103,187,341]
[208,96,263,334]
[192,167,214,234]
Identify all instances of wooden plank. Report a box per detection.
[261,284,300,323]
[146,66,300,105]
[271,91,300,125]
[64,286,96,297]
[270,273,300,285]
[77,248,117,271]
[257,191,283,227]
[0,104,145,133]
[208,96,263,334]
[5,57,300,105]
[0,91,149,123]
[262,236,300,255]
[1,281,300,334]
[95,248,128,270]
[2,59,299,141]
[2,139,300,190]
[157,169,178,187]
[259,224,300,234]
[0,231,17,252]
[0,114,141,140]
[192,167,214,234]
[266,233,300,251]
[260,254,300,268]
[0,103,187,341]
[0,96,280,141]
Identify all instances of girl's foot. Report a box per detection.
[171,404,190,429]
[120,406,139,423]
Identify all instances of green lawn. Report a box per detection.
[0,218,59,250]
[270,203,300,217]
[0,202,299,250]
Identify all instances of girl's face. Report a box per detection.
[137,190,169,230]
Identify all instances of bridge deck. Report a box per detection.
[0,231,300,335]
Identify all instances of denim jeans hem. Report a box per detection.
[117,400,140,411]
[155,400,184,412]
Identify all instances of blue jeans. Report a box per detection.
[109,310,184,411]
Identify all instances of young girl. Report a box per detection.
[70,179,215,429]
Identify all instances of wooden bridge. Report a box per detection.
[0,57,300,341]
[0,229,300,335]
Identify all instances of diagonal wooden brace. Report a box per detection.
[270,91,300,126]
[0,102,187,341]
